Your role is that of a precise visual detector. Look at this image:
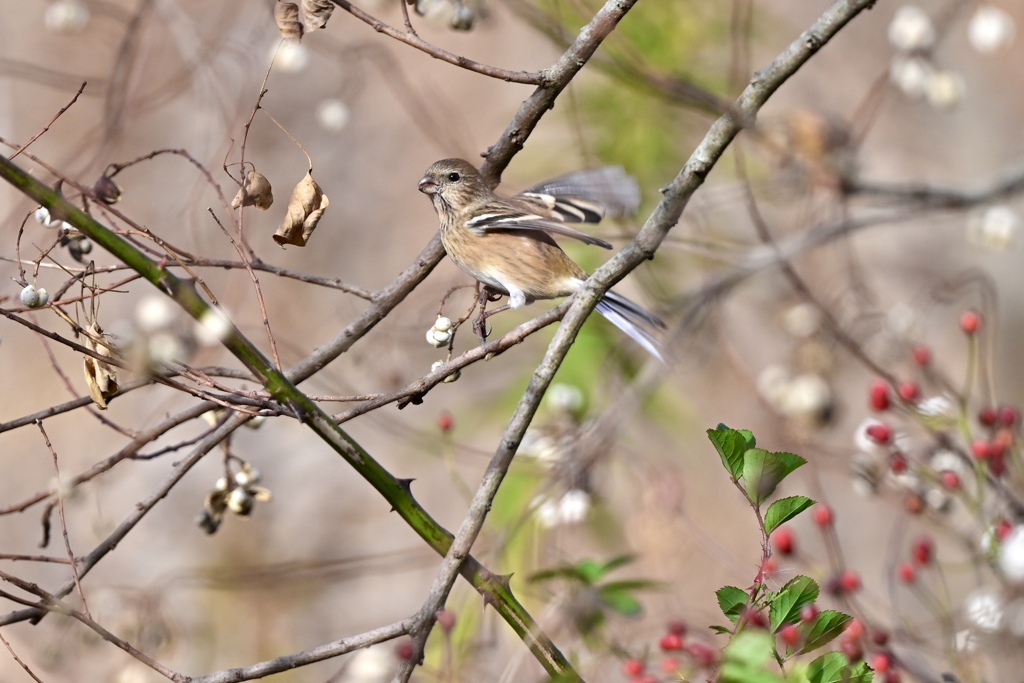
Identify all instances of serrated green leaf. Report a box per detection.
[743,450,808,504]
[716,585,749,623]
[707,427,748,480]
[806,651,873,683]
[764,496,815,535]
[742,449,783,504]
[774,451,807,476]
[599,586,643,616]
[768,576,819,632]
[800,610,852,654]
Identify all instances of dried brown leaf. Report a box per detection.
[231,170,274,211]
[301,0,335,31]
[275,1,303,40]
[82,322,118,410]
[274,171,329,247]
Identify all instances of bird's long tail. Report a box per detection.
[594,290,667,362]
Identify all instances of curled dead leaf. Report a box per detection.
[301,0,334,30]
[274,171,329,247]
[231,170,274,211]
[274,1,303,40]
[82,322,118,409]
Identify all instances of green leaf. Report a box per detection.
[800,610,852,654]
[742,450,807,505]
[599,553,637,575]
[707,427,749,480]
[718,631,781,683]
[599,586,643,616]
[764,496,815,535]
[716,585,749,623]
[768,576,818,632]
[805,652,873,683]
[575,559,605,584]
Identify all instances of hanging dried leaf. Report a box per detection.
[301,0,334,31]
[82,322,118,409]
[274,171,329,247]
[275,1,303,40]
[231,170,274,210]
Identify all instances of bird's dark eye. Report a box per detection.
[447,172,461,182]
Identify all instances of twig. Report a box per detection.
[331,0,542,85]
[8,81,87,161]
[35,421,89,615]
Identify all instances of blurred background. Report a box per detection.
[2,0,1024,681]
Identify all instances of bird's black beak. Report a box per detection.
[418,176,438,195]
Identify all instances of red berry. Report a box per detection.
[667,619,687,636]
[800,604,819,623]
[660,657,679,674]
[871,652,892,672]
[897,381,919,402]
[998,405,1019,427]
[911,344,931,366]
[772,527,795,555]
[435,609,456,633]
[960,310,981,335]
[897,562,916,584]
[885,671,902,683]
[971,439,992,459]
[865,422,891,444]
[395,640,415,661]
[813,504,834,527]
[740,607,767,628]
[890,451,909,474]
[437,411,454,433]
[940,470,961,490]
[659,633,684,651]
[871,629,890,646]
[904,493,924,514]
[845,618,865,640]
[840,638,863,662]
[997,520,1014,541]
[622,659,645,677]
[869,380,890,411]
[911,536,933,565]
[779,624,800,647]
[839,569,861,593]
[760,557,778,578]
[979,406,998,426]
[686,642,717,667]
[989,452,1007,477]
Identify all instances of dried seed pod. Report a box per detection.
[231,170,274,211]
[274,171,329,247]
[93,175,122,204]
[275,1,303,40]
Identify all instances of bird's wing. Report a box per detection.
[519,166,640,219]
[465,204,613,249]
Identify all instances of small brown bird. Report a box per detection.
[418,158,665,360]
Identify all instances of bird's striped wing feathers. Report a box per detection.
[520,166,640,218]
[465,210,613,249]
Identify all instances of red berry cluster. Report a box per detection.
[621,620,717,682]
[896,535,933,584]
[839,620,902,681]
